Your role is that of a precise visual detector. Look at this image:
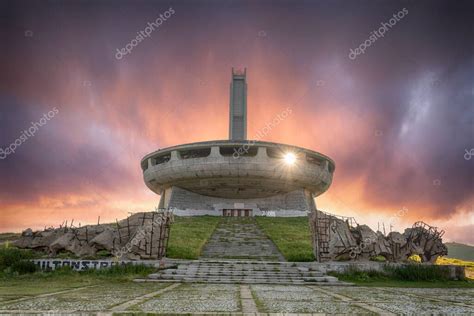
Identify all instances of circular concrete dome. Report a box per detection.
[141,140,335,199]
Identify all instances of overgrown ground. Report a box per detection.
[255,217,314,262]
[328,264,474,288]
[166,216,220,259]
[0,265,155,292]
[0,257,158,300]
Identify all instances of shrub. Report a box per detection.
[0,247,39,275]
[330,263,453,282]
[10,260,38,274]
[384,264,451,281]
[0,247,36,271]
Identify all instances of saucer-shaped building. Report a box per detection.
[141,69,335,217]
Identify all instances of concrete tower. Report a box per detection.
[229,68,247,140]
[142,68,335,217]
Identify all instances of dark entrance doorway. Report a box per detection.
[222,209,253,217]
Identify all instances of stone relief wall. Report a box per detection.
[309,210,448,263]
[13,211,174,260]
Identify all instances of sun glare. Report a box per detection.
[283,152,297,165]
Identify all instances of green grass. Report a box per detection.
[255,217,314,262]
[328,264,474,288]
[166,216,220,259]
[445,242,474,261]
[0,274,98,296]
[0,246,155,277]
[0,247,42,275]
[384,264,452,281]
[0,264,157,297]
[338,279,474,288]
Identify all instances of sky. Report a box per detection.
[0,0,473,245]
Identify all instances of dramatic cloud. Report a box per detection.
[0,0,473,244]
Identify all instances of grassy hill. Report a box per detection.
[446,242,474,261]
[0,232,20,246]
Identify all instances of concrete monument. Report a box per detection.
[141,68,335,217]
[14,211,173,260]
[309,210,448,262]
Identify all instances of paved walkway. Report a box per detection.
[200,218,286,261]
[0,282,473,314]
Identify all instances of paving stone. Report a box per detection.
[326,286,415,302]
[391,287,474,305]
[0,283,167,312]
[136,284,240,313]
[258,299,370,313]
[371,301,474,314]
[2,281,473,314]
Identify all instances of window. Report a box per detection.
[153,153,171,165]
[219,146,258,157]
[178,148,211,159]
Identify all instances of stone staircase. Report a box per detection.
[200,218,285,261]
[139,260,347,285]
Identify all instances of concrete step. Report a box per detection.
[140,276,341,285]
[175,264,320,271]
[146,260,346,285]
[181,278,307,284]
[151,274,325,281]
[153,274,323,283]
[182,260,307,266]
[160,270,324,277]
[178,268,316,273]
[303,276,339,283]
[134,278,353,286]
[165,265,320,271]
[173,266,319,271]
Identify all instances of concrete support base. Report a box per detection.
[159,186,317,217]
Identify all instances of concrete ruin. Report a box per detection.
[13,211,174,260]
[309,210,448,263]
[141,69,335,217]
